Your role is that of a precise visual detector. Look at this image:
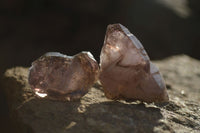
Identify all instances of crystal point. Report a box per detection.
[99,24,169,103]
[28,52,99,101]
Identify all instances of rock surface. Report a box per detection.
[2,55,200,133]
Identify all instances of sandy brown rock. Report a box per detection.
[154,55,200,102]
[2,55,200,133]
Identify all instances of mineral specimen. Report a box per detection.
[99,24,169,103]
[28,52,99,101]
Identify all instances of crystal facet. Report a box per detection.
[28,51,99,101]
[99,24,169,103]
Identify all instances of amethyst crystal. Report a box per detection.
[28,52,99,101]
[99,24,169,103]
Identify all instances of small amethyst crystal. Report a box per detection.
[99,24,169,103]
[28,52,99,101]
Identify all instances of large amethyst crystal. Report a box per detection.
[99,24,169,103]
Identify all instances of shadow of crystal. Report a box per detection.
[15,96,167,133]
[3,67,167,133]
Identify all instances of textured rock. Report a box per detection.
[99,24,168,103]
[2,55,200,133]
[28,52,99,101]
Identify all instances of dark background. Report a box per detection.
[0,0,200,132]
[0,0,200,74]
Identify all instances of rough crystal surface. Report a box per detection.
[28,51,99,101]
[99,24,169,103]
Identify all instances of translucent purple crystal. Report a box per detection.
[99,24,169,103]
[28,51,99,101]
